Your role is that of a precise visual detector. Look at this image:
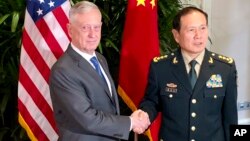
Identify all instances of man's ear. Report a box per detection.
[67,23,72,38]
[172,29,180,44]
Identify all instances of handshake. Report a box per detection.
[130,109,151,134]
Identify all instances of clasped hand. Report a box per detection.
[130,109,151,134]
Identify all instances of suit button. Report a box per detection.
[191,139,195,141]
[160,139,163,141]
[191,126,196,131]
[192,99,197,104]
[191,112,196,118]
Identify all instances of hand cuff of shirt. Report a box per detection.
[129,116,132,131]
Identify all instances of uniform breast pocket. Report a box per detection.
[160,88,179,98]
[160,87,190,116]
[204,87,225,99]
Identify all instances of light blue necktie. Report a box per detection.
[90,56,107,84]
[189,60,197,89]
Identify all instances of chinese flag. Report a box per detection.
[118,0,161,141]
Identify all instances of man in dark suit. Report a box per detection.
[138,6,238,141]
[49,1,149,141]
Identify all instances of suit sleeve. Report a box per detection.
[223,62,238,141]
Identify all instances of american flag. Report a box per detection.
[18,0,71,140]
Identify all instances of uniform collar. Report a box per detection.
[181,49,205,66]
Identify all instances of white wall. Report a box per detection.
[181,0,250,124]
[210,0,250,124]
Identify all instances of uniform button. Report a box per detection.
[191,112,196,118]
[169,94,173,98]
[191,139,195,141]
[192,99,197,104]
[214,95,217,99]
[160,139,163,141]
[191,126,196,131]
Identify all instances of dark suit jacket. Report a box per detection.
[49,45,130,141]
[140,48,238,141]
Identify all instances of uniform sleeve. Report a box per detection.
[223,62,238,141]
[139,62,161,122]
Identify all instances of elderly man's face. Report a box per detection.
[68,8,102,55]
[172,11,208,58]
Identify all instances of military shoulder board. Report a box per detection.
[153,55,168,63]
[211,52,234,65]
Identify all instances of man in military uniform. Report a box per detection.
[139,6,238,141]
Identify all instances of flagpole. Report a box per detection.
[134,133,138,141]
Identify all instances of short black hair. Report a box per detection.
[172,6,208,31]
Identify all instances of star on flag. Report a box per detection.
[137,0,156,9]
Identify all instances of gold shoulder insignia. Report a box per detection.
[208,57,213,64]
[153,55,168,63]
[211,52,234,64]
[172,57,178,64]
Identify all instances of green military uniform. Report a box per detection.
[140,48,238,141]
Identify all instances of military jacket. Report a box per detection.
[140,48,238,141]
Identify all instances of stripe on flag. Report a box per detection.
[18,0,71,140]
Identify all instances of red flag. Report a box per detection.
[18,0,70,140]
[118,0,161,140]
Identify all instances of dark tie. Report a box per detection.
[189,60,197,89]
[90,56,107,84]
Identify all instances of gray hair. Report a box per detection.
[69,1,101,23]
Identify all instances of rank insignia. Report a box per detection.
[218,55,233,64]
[206,74,223,88]
[208,57,213,64]
[153,55,168,62]
[172,57,178,64]
[211,53,234,64]
[165,83,177,93]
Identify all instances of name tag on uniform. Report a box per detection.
[165,83,177,93]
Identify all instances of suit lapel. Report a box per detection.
[96,55,119,113]
[193,50,215,94]
[172,50,193,94]
[66,46,116,106]
[171,49,215,95]
[96,54,117,106]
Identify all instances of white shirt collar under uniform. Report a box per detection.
[181,49,205,77]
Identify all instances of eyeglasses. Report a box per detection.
[81,24,102,32]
